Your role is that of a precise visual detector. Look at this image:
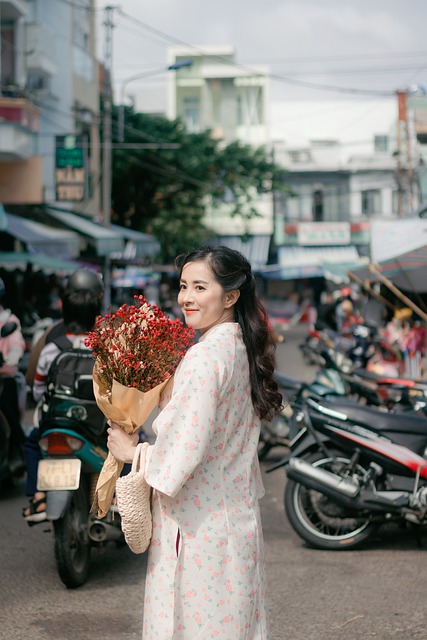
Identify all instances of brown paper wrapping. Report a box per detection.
[92,371,173,518]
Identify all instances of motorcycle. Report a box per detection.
[298,342,427,412]
[268,394,427,550]
[258,367,348,460]
[36,422,126,588]
[300,324,398,374]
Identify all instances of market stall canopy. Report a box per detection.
[371,219,427,263]
[322,259,369,284]
[0,251,78,274]
[46,209,124,256]
[351,219,427,293]
[259,245,365,280]
[4,212,80,258]
[351,247,427,293]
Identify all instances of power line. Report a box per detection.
[56,0,104,11]
[247,51,427,65]
[115,9,396,97]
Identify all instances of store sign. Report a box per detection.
[55,134,87,202]
[297,222,351,246]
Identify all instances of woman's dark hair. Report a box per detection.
[61,289,102,334]
[176,245,283,420]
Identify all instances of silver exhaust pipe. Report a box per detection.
[287,457,360,498]
[287,457,409,513]
[88,520,123,542]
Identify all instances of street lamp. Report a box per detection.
[117,58,193,142]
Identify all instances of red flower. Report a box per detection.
[85,295,195,393]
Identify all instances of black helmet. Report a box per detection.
[66,268,104,297]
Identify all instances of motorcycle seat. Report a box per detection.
[274,371,304,391]
[309,397,427,435]
[353,368,420,386]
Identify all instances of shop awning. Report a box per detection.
[259,245,363,280]
[109,223,160,259]
[46,209,124,256]
[5,212,80,258]
[322,260,369,284]
[0,251,78,274]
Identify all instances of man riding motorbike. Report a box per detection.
[22,268,104,523]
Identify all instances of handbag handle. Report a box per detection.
[131,442,149,474]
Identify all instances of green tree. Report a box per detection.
[110,105,286,262]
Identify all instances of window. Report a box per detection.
[183,97,200,133]
[374,135,388,152]
[361,189,381,216]
[312,189,324,221]
[1,27,15,85]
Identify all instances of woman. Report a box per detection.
[107,246,282,639]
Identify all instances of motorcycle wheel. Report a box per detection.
[285,450,378,550]
[53,484,91,588]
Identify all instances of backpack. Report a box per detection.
[40,335,106,442]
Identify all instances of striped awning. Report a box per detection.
[259,245,364,280]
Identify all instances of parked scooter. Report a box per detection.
[258,367,348,460]
[32,341,126,588]
[36,422,125,588]
[269,395,427,550]
[300,324,397,373]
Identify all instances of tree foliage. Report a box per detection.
[109,104,286,262]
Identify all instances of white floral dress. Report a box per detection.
[143,322,269,640]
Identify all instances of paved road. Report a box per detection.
[1,325,426,639]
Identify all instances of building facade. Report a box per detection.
[0,0,100,216]
[167,46,274,239]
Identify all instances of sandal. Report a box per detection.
[22,495,47,525]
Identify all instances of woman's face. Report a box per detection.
[178,260,239,333]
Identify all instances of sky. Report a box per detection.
[96,0,427,155]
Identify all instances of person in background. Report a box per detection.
[107,245,282,639]
[25,268,104,389]
[22,270,103,524]
[315,290,338,332]
[360,286,388,330]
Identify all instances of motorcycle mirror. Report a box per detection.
[1,320,18,338]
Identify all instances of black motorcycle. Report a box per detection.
[258,368,348,460]
[269,395,427,550]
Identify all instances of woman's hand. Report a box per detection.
[106,421,139,463]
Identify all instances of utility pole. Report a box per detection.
[102,5,115,310]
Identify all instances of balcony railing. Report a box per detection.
[26,22,57,78]
[0,96,40,161]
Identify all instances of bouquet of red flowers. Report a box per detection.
[86,295,195,517]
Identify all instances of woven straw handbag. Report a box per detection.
[115,442,152,554]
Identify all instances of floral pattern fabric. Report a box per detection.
[143,322,269,639]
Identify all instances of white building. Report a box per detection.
[167,46,274,240]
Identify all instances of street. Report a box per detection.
[1,325,427,640]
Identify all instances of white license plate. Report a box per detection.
[37,458,81,491]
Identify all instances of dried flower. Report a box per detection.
[85,295,195,393]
